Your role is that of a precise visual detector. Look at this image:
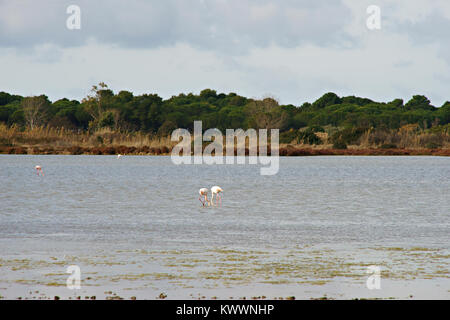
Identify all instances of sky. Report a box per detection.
[0,0,449,107]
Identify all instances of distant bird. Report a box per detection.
[117,154,122,159]
[35,165,44,176]
[210,186,223,206]
[199,188,210,206]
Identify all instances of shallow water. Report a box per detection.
[0,155,449,299]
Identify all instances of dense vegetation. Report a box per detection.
[1,83,449,153]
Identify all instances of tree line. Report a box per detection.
[1,83,449,137]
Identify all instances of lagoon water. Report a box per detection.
[0,155,449,299]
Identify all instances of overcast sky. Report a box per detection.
[0,0,449,106]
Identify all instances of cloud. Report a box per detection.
[343,0,450,63]
[0,0,353,52]
[0,0,448,107]
[394,11,450,64]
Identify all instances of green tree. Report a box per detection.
[405,95,434,111]
[312,92,342,109]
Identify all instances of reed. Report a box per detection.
[0,123,449,155]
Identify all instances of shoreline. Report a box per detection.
[1,145,449,156]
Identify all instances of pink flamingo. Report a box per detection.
[199,188,210,206]
[35,165,44,176]
[211,186,223,206]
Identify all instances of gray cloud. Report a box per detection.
[0,0,449,107]
[393,11,450,64]
[0,0,353,52]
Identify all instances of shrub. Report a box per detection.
[368,129,391,145]
[331,127,366,145]
[380,143,397,149]
[297,127,323,145]
[299,131,322,145]
[309,125,325,133]
[157,120,177,136]
[426,142,442,149]
[280,130,298,143]
[333,141,347,149]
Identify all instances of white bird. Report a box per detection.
[117,154,122,159]
[210,186,223,206]
[35,165,44,176]
[199,188,210,206]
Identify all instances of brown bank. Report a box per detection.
[1,144,449,156]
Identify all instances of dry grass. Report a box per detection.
[0,124,171,149]
[0,124,449,156]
